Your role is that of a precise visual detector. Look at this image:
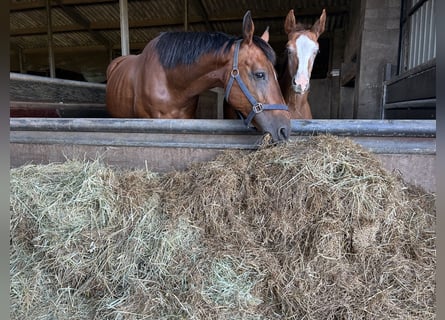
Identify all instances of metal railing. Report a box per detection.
[399,0,436,73]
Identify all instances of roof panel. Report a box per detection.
[10,0,351,52]
[73,2,120,24]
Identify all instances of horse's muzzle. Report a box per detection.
[278,125,291,141]
[254,111,291,143]
[292,75,310,94]
[292,82,310,94]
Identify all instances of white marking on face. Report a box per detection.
[292,34,319,92]
[295,35,318,78]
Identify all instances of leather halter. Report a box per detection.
[224,40,289,127]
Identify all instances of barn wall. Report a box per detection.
[308,26,345,119]
[338,0,363,119]
[339,86,355,118]
[355,0,401,119]
[339,0,401,119]
[309,79,331,119]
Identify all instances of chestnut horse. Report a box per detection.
[106,11,290,142]
[279,9,326,118]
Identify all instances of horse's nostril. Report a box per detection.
[294,84,302,93]
[279,126,290,141]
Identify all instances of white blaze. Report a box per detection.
[294,35,318,92]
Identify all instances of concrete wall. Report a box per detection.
[339,0,401,119]
[309,79,332,119]
[355,0,401,118]
[305,27,346,119]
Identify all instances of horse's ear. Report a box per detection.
[284,9,296,35]
[242,10,254,45]
[311,9,326,38]
[261,26,270,42]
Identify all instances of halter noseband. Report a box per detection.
[224,39,288,127]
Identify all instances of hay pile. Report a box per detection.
[10,135,435,319]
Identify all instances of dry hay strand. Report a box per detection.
[162,135,436,319]
[10,135,435,319]
[10,159,191,319]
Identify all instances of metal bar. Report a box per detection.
[413,10,420,68]
[407,0,435,68]
[10,72,106,89]
[383,98,436,110]
[10,72,106,103]
[119,0,130,56]
[10,131,261,150]
[432,25,436,59]
[383,58,435,86]
[9,118,436,137]
[11,101,106,109]
[397,0,407,73]
[408,13,415,69]
[9,131,436,155]
[408,0,428,17]
[430,0,436,60]
[419,4,425,66]
[423,1,429,60]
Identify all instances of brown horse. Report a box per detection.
[279,9,326,119]
[106,11,290,142]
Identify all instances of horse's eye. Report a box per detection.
[255,72,266,80]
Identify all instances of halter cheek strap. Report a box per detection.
[224,39,288,128]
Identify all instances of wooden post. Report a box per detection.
[119,0,130,56]
[45,0,55,78]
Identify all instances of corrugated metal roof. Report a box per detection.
[10,0,351,52]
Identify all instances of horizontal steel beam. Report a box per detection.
[10,118,436,154]
[10,72,106,89]
[9,131,436,154]
[10,118,436,137]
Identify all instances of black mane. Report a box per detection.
[154,31,276,69]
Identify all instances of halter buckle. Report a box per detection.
[230,68,239,77]
[253,103,263,113]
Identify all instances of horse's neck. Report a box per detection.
[278,58,313,119]
[165,54,229,94]
[287,90,312,119]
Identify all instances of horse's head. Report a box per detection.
[284,9,326,94]
[224,11,291,143]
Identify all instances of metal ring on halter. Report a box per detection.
[252,103,263,113]
[231,68,239,77]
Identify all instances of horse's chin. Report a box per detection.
[292,85,310,95]
[260,133,274,146]
[260,132,287,146]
